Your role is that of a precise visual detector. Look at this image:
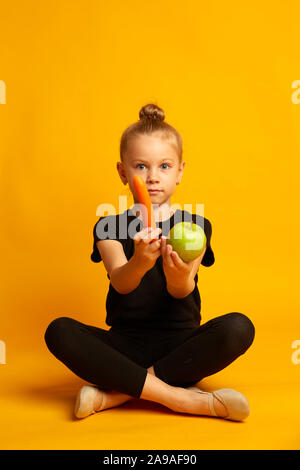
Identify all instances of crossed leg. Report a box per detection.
[45,313,255,418]
[91,364,229,417]
[91,312,255,416]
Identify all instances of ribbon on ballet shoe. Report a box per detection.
[98,390,107,411]
[186,386,218,417]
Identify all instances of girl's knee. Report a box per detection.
[44,316,73,352]
[224,312,255,354]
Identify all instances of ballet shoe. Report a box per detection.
[186,386,250,422]
[74,385,107,419]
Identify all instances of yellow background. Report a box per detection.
[1,0,299,449]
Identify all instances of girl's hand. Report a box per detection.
[160,236,206,286]
[133,227,162,273]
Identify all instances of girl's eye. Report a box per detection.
[136,164,170,170]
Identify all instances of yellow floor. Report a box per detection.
[1,325,299,450]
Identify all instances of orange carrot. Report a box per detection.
[133,175,157,240]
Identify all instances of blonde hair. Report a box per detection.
[120,103,182,163]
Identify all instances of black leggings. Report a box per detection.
[44,312,255,398]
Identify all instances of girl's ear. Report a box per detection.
[116,161,128,185]
[176,160,185,184]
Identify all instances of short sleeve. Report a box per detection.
[192,214,215,267]
[90,213,129,263]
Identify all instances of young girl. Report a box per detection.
[44,103,255,421]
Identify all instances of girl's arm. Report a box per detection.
[110,255,149,294]
[161,239,207,299]
[96,240,148,294]
[166,277,196,299]
[96,225,161,295]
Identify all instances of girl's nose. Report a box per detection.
[147,172,159,182]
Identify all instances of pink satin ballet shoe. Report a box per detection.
[74,385,107,419]
[186,386,250,422]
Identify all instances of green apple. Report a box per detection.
[166,222,206,262]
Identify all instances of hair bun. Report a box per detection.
[139,103,165,122]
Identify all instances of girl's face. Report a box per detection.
[117,134,185,208]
